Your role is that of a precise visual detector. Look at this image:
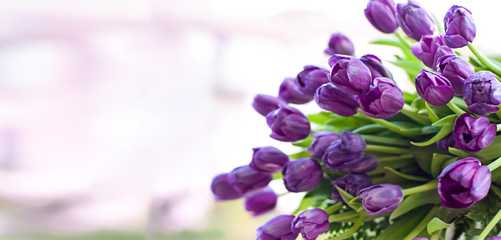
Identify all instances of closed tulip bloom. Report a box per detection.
[244,187,277,216]
[436,55,475,95]
[360,54,393,80]
[324,33,355,56]
[350,154,379,173]
[266,105,311,142]
[307,131,341,158]
[282,158,323,192]
[487,237,501,240]
[211,173,243,200]
[436,133,455,150]
[291,209,329,240]
[250,146,289,173]
[437,157,491,209]
[396,0,435,41]
[296,66,330,96]
[329,55,372,95]
[364,0,399,33]
[314,83,358,117]
[331,174,373,202]
[252,94,287,117]
[358,77,404,119]
[415,69,454,107]
[278,77,313,104]
[464,71,501,116]
[444,5,476,48]
[411,35,454,70]
[322,131,366,172]
[359,184,403,215]
[453,113,496,153]
[228,166,273,194]
[256,215,298,240]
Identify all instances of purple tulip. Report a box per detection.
[266,105,311,142]
[360,54,393,80]
[364,0,399,33]
[291,209,329,240]
[358,77,404,119]
[329,55,372,95]
[278,77,313,104]
[250,146,289,173]
[444,5,476,48]
[396,0,435,41]
[322,131,366,172]
[359,184,403,215]
[331,174,373,202]
[436,55,475,95]
[436,134,455,150]
[314,83,358,117]
[296,66,330,96]
[244,187,277,216]
[228,166,273,194]
[256,215,298,240]
[487,237,501,240]
[324,33,355,56]
[210,173,243,200]
[282,158,323,192]
[437,157,491,209]
[453,113,496,153]
[307,131,341,159]
[411,35,454,70]
[252,94,287,117]
[464,71,501,116]
[415,69,454,107]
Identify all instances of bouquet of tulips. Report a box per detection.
[210,0,501,239]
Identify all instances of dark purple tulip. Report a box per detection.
[331,173,373,202]
[278,77,313,104]
[250,146,289,173]
[444,5,476,48]
[415,69,454,107]
[436,55,475,95]
[360,54,393,80]
[329,55,372,95]
[396,0,435,41]
[350,154,379,173]
[252,94,287,117]
[464,71,501,116]
[364,0,399,33]
[256,215,298,240]
[322,131,366,172]
[324,33,355,56]
[359,184,403,215]
[437,157,491,209]
[296,66,330,96]
[358,77,404,119]
[487,237,501,240]
[244,187,277,216]
[453,113,496,153]
[436,133,455,150]
[291,209,329,240]
[307,131,341,158]
[282,158,323,192]
[266,105,311,142]
[411,35,454,70]
[314,83,358,117]
[210,173,243,200]
[228,166,273,194]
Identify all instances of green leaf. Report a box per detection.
[329,215,366,240]
[293,196,315,215]
[448,147,470,158]
[272,171,283,180]
[425,102,440,122]
[325,115,372,129]
[412,147,434,174]
[335,186,362,211]
[403,206,439,240]
[288,151,312,160]
[361,134,412,147]
[370,39,402,48]
[292,136,314,147]
[369,158,415,175]
[384,167,429,183]
[353,123,386,134]
[473,135,501,161]
[427,217,452,235]
[390,190,440,221]
[376,206,430,240]
[389,60,424,78]
[307,112,333,125]
[411,126,453,147]
[431,114,457,128]
[403,92,420,104]
[431,153,456,178]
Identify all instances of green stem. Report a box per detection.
[402,180,438,196]
[328,211,359,222]
[430,230,441,240]
[446,101,466,115]
[278,192,290,197]
[366,145,408,154]
[378,154,414,162]
[488,156,501,172]
[395,31,411,49]
[327,215,366,240]
[403,206,439,240]
[468,44,501,77]
[477,208,501,240]
[497,124,501,132]
[325,202,343,215]
[401,104,431,125]
[411,126,453,147]
[425,102,440,122]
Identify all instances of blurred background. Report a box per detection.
[0,0,497,239]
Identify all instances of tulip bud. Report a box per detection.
[278,77,313,104]
[331,174,372,202]
[210,173,243,200]
[453,113,496,153]
[324,33,355,56]
[252,94,287,117]
[464,71,501,116]
[296,66,330,96]
[256,215,298,240]
[415,69,455,107]
[250,146,289,173]
[358,77,404,119]
[322,131,366,172]
[444,6,476,48]
[314,83,358,117]
[359,184,403,215]
[436,133,455,150]
[282,158,323,192]
[244,187,277,216]
[364,0,399,33]
[266,105,311,142]
[396,0,435,41]
[438,157,490,209]
[228,166,273,194]
[487,237,501,240]
[436,55,475,95]
[291,209,329,240]
[411,35,454,70]
[329,55,372,95]
[307,131,341,159]
[360,54,393,80]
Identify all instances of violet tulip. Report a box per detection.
[324,33,355,56]
[329,55,372,95]
[436,134,455,150]
[365,0,399,33]
[322,131,366,172]
[411,35,454,70]
[307,131,341,159]
[444,5,476,48]
[358,77,404,119]
[228,166,273,194]
[256,215,298,240]
[331,173,372,202]
[250,146,289,173]
[464,71,501,116]
[359,184,403,215]
[360,54,393,80]
[453,113,496,153]
[244,187,277,216]
[314,83,358,117]
[396,0,435,41]
[291,209,329,240]
[266,105,311,142]
[282,158,323,192]
[252,94,287,117]
[436,55,475,95]
[210,173,243,201]
[278,77,313,104]
[296,66,330,96]
[415,69,454,107]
